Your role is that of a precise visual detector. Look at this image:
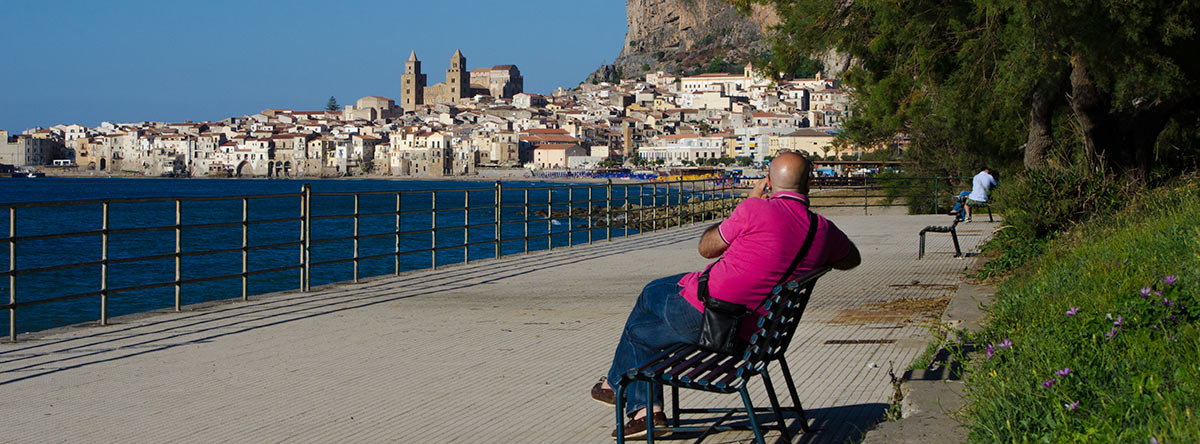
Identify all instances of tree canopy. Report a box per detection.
[325,96,340,111]
[735,0,1200,180]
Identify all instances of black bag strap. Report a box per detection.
[699,208,819,311]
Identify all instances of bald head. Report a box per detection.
[767,152,810,194]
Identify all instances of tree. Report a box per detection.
[734,0,1200,182]
[325,96,340,111]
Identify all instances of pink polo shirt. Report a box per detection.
[677,191,852,339]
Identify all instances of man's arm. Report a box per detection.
[828,240,861,270]
[698,222,728,259]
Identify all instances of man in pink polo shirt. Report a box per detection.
[590,152,861,439]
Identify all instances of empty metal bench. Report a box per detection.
[918,216,961,259]
[613,268,830,444]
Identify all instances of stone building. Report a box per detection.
[401,49,523,113]
[0,130,56,166]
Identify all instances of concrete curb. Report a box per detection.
[861,282,995,444]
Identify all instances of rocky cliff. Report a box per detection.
[587,0,777,83]
[586,0,849,84]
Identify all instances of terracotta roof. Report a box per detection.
[533,143,578,151]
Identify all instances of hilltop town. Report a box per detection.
[0,50,866,178]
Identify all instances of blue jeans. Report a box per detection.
[607,273,703,417]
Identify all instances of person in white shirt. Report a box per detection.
[965,167,998,221]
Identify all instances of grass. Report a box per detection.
[964,178,1200,443]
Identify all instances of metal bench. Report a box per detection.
[613,268,830,444]
[918,216,961,259]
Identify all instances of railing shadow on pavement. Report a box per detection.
[656,403,889,444]
[0,225,706,385]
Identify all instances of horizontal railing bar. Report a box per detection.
[6,229,104,243]
[1,289,104,309]
[311,188,490,197]
[1,192,303,209]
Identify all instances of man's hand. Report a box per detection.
[698,223,728,258]
[747,177,770,199]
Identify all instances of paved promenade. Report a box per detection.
[0,213,998,443]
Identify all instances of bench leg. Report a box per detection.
[615,381,627,444]
[761,370,793,443]
[918,232,926,259]
[671,385,681,427]
[740,386,768,444]
[778,358,814,433]
[951,229,962,257]
[987,205,994,222]
[645,382,657,444]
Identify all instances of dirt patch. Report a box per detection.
[829,295,953,325]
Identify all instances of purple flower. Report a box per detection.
[1041,378,1056,388]
[1149,438,1159,444]
[985,344,995,360]
[1064,400,1079,411]
[1056,367,1072,377]
[1066,306,1080,317]
[1106,328,1118,341]
[998,339,1012,349]
[1113,315,1123,327]
[1163,298,1174,307]
[1151,324,1159,330]
[1163,275,1177,286]
[1155,290,1163,296]
[1140,287,1152,298]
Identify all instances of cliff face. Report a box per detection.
[588,0,777,83]
[587,0,849,84]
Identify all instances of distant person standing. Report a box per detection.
[965,167,998,222]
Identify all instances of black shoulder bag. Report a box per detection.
[696,210,818,355]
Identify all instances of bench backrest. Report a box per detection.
[741,267,830,373]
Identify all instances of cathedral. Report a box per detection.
[401,50,524,112]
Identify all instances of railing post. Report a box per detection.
[174,199,181,311]
[689,179,696,225]
[494,181,501,260]
[622,183,629,238]
[652,183,658,232]
[463,190,470,263]
[242,197,249,298]
[587,186,594,245]
[302,185,311,292]
[677,178,684,227]
[431,191,438,269]
[8,207,15,341]
[403,190,408,273]
[864,181,869,215]
[353,193,360,282]
[100,202,109,326]
[606,179,613,241]
[568,186,574,246]
[546,189,552,250]
[523,188,529,253]
[933,177,940,214]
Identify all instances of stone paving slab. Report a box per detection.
[0,214,998,443]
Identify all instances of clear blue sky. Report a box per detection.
[0,0,627,132]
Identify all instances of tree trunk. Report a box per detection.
[1024,71,1067,170]
[1068,54,1116,172]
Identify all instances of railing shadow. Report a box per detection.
[0,225,706,385]
[659,403,889,444]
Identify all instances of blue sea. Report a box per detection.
[0,177,695,335]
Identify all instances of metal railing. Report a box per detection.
[0,178,738,340]
[0,175,966,340]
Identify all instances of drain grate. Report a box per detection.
[822,339,898,345]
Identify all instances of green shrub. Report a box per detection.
[966,178,1200,443]
[994,167,1125,239]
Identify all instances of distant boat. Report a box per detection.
[11,169,45,178]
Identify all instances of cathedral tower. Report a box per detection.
[447,49,470,100]
[402,50,426,112]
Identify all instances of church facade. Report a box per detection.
[401,50,524,112]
